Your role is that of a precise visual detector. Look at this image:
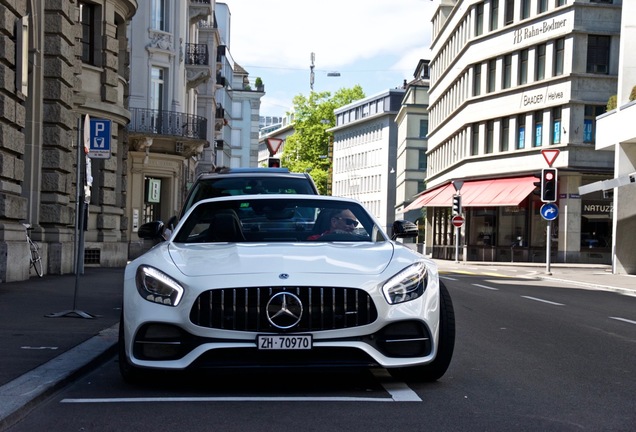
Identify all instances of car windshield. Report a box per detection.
[172,198,387,244]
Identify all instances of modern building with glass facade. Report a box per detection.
[406,0,621,264]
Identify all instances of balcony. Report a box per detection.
[128,108,207,141]
[185,43,209,66]
[189,0,212,24]
[216,73,226,88]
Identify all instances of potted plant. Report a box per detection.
[255,77,264,91]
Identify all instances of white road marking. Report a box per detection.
[521,296,564,306]
[21,346,59,350]
[472,283,499,291]
[441,276,458,281]
[61,396,398,403]
[371,368,422,402]
[61,370,422,404]
[609,316,636,325]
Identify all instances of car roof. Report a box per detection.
[197,167,308,179]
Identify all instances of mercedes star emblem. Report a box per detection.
[266,292,303,329]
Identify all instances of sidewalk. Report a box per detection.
[1,261,634,429]
[0,267,124,429]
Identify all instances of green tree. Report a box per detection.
[281,85,365,194]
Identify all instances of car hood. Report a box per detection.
[167,242,396,277]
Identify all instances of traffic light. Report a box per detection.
[268,157,281,168]
[541,168,558,202]
[452,194,462,215]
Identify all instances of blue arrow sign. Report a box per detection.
[540,203,559,221]
[88,119,112,159]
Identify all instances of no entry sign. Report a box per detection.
[451,215,465,228]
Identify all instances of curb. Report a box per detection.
[0,324,119,431]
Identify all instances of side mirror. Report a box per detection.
[391,220,418,240]
[137,221,165,240]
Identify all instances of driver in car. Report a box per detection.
[308,209,358,240]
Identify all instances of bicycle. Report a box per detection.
[23,223,43,277]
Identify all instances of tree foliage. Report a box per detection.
[281,85,365,194]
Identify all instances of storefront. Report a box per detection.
[408,176,612,264]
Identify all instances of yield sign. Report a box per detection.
[266,138,283,156]
[541,149,560,167]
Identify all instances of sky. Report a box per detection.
[219,0,436,117]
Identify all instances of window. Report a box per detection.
[151,0,166,31]
[553,38,565,76]
[487,59,497,93]
[418,149,427,170]
[475,3,484,36]
[583,105,604,143]
[151,67,165,112]
[473,64,482,96]
[79,2,95,65]
[538,0,548,13]
[520,0,530,20]
[552,107,562,144]
[501,117,510,151]
[502,54,512,89]
[556,0,566,6]
[471,123,480,155]
[535,44,546,81]
[586,35,610,74]
[505,0,514,25]
[486,120,494,153]
[490,0,499,31]
[519,49,529,85]
[534,111,543,147]
[517,115,525,149]
[419,119,429,138]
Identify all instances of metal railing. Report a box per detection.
[185,43,209,66]
[128,108,207,140]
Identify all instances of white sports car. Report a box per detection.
[119,195,455,382]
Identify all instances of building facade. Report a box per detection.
[126,0,219,259]
[330,89,404,233]
[408,0,621,264]
[395,60,431,239]
[1,0,136,282]
[594,0,636,275]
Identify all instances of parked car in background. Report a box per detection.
[120,194,455,383]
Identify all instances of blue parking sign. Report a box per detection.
[89,119,112,159]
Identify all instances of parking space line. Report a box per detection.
[609,316,636,325]
[521,296,564,306]
[61,396,397,403]
[472,284,499,291]
[371,369,422,402]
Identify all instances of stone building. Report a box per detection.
[0,0,136,282]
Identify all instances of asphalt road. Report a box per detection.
[4,271,636,432]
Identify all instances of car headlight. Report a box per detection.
[135,266,184,306]
[382,261,427,304]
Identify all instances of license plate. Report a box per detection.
[257,334,312,350]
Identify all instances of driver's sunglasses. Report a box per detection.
[335,216,358,227]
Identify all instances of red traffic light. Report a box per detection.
[268,157,281,168]
[541,168,558,202]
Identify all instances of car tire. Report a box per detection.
[389,281,455,382]
[118,312,148,384]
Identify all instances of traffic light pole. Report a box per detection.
[545,220,552,275]
[455,226,460,264]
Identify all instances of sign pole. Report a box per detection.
[455,226,460,263]
[545,221,552,275]
[46,115,96,319]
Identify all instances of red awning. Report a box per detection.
[403,176,538,211]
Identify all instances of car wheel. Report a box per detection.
[389,281,455,382]
[118,312,147,384]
